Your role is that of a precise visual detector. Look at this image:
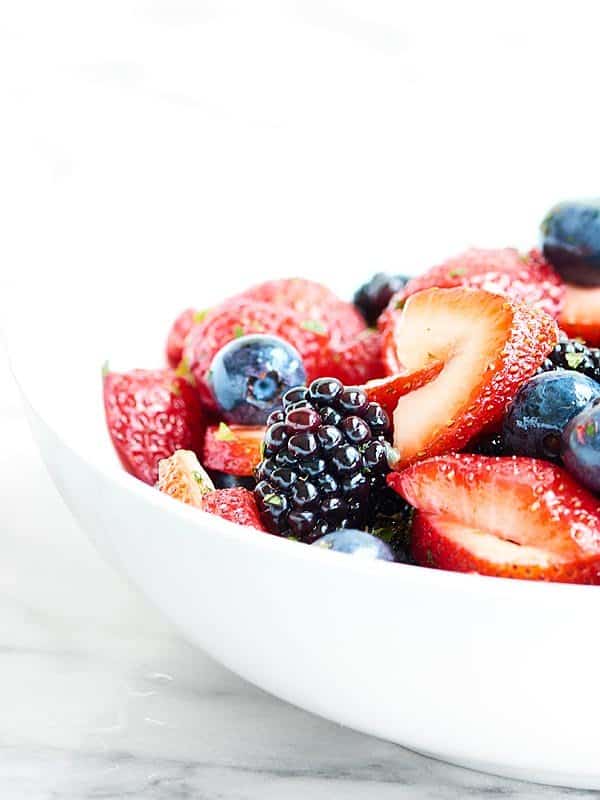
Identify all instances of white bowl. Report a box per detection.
[6,278,600,790]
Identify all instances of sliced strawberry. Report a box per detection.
[183,298,329,408]
[157,449,214,507]
[557,284,600,346]
[166,308,197,368]
[235,278,366,347]
[383,287,558,467]
[201,487,266,531]
[325,329,385,386]
[203,423,264,476]
[103,368,206,485]
[388,454,600,583]
[364,362,444,419]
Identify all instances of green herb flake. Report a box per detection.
[215,422,236,442]
[264,493,283,507]
[191,470,205,485]
[194,309,210,323]
[233,325,245,339]
[448,267,466,278]
[395,298,406,311]
[301,319,327,335]
[566,352,585,370]
[586,422,596,438]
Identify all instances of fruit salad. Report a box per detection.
[103,200,600,584]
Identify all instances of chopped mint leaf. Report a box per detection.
[215,422,236,442]
[448,267,466,278]
[233,325,245,338]
[301,319,327,335]
[175,357,191,379]
[586,422,596,438]
[194,309,209,323]
[264,493,282,506]
[192,470,205,484]
[566,352,585,370]
[395,298,406,311]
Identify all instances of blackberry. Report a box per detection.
[207,470,256,491]
[537,338,600,384]
[353,272,409,327]
[254,377,396,543]
[368,487,415,563]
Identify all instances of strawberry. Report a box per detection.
[201,487,266,531]
[166,308,197,368]
[557,284,600,346]
[203,423,264,476]
[157,449,214,507]
[388,454,600,583]
[235,278,365,346]
[364,362,444,419]
[382,287,558,467]
[325,329,385,385]
[183,298,329,408]
[103,368,206,485]
[379,249,563,371]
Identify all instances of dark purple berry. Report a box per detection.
[282,386,309,408]
[363,402,390,434]
[316,425,344,451]
[288,432,319,459]
[266,409,285,426]
[264,422,289,455]
[337,387,368,415]
[319,405,343,426]
[308,378,343,404]
[341,416,371,445]
[286,407,321,432]
[353,272,409,326]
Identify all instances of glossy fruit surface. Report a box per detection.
[542,200,600,286]
[562,400,600,493]
[208,334,306,425]
[312,529,395,561]
[353,273,409,326]
[502,370,600,461]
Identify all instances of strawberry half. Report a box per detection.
[364,362,444,419]
[202,423,264,476]
[103,368,206,485]
[557,284,600,346]
[382,287,558,467]
[388,454,600,583]
[201,487,266,531]
[235,278,366,347]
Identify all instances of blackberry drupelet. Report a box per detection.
[254,377,396,543]
[537,338,600,384]
[353,273,409,327]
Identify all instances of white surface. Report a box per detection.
[4,1,600,796]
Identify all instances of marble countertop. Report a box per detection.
[0,350,595,800]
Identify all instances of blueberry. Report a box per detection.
[541,199,600,286]
[312,529,395,561]
[502,370,600,461]
[562,400,600,492]
[208,334,306,425]
[353,273,409,326]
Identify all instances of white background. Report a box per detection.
[2,2,600,797]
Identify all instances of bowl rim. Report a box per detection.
[9,343,600,606]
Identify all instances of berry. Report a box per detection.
[502,370,600,461]
[364,363,443,419]
[325,330,385,385]
[202,423,265,476]
[537,336,600,382]
[562,400,600,493]
[201,487,266,531]
[312,529,395,561]
[542,200,600,286]
[379,250,563,369]
[207,471,256,491]
[103,368,206,485]
[157,450,214,507]
[254,378,393,542]
[235,278,366,347]
[353,273,409,327]
[165,308,198,368]
[183,298,330,409]
[380,286,558,468]
[207,334,306,425]
[389,454,600,584]
[557,285,600,346]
